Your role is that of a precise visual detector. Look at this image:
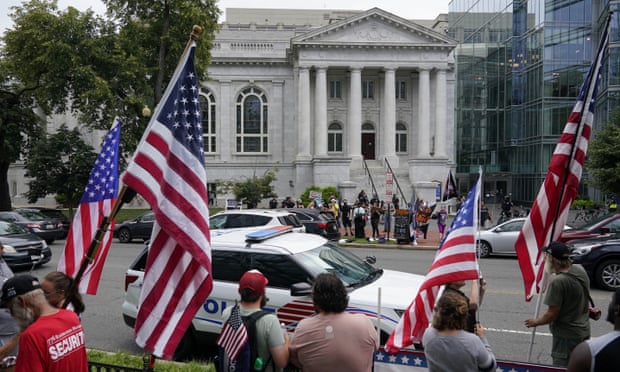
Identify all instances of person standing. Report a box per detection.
[353,203,367,239]
[221,270,289,371]
[567,289,620,372]
[480,201,492,228]
[340,199,353,236]
[41,271,85,316]
[1,274,88,372]
[437,205,448,240]
[269,196,279,209]
[289,273,378,372]
[525,242,591,367]
[423,290,497,372]
[369,201,383,240]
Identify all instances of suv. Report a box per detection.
[279,208,340,240]
[122,228,424,360]
[113,211,155,243]
[209,209,305,233]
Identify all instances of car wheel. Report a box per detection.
[595,259,620,291]
[477,241,491,258]
[172,326,196,361]
[118,228,132,243]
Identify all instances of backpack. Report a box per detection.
[216,309,272,372]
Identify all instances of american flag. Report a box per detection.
[58,120,121,295]
[385,175,481,352]
[514,16,610,302]
[216,304,248,362]
[122,40,213,359]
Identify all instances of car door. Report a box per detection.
[493,219,524,254]
[136,212,155,238]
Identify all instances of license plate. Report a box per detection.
[45,224,54,229]
[31,255,42,261]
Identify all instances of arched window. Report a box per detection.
[328,122,343,152]
[236,87,268,153]
[200,90,216,153]
[396,122,408,153]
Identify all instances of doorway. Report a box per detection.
[362,133,375,160]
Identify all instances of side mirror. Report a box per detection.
[290,282,312,297]
[365,256,377,265]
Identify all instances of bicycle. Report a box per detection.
[572,207,606,224]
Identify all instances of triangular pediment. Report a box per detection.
[291,7,455,48]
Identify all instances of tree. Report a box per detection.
[216,170,278,209]
[586,109,620,196]
[24,125,97,215]
[0,0,220,209]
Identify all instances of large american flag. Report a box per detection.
[58,120,121,295]
[442,170,457,201]
[514,17,610,302]
[216,304,248,362]
[122,41,213,359]
[385,175,481,352]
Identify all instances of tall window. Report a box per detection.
[395,122,408,153]
[362,80,374,99]
[236,87,268,153]
[200,90,216,153]
[328,122,343,152]
[396,80,407,99]
[329,80,341,99]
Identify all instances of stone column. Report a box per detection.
[417,68,430,157]
[383,67,397,165]
[314,66,328,157]
[297,66,311,160]
[348,67,362,165]
[435,68,447,158]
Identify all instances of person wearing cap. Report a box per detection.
[289,273,378,372]
[1,274,87,371]
[567,288,620,372]
[525,241,591,367]
[221,269,289,371]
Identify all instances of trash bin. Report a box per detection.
[393,209,411,244]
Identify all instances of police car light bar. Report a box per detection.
[245,226,294,242]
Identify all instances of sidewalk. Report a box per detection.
[339,222,442,250]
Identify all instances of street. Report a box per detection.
[28,238,613,366]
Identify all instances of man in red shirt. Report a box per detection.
[1,274,88,372]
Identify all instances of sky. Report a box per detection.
[1,1,450,33]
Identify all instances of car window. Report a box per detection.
[294,243,375,286]
[0,221,26,235]
[247,253,311,288]
[226,214,260,228]
[0,213,17,222]
[141,213,155,223]
[211,251,248,282]
[210,215,227,229]
[16,210,47,221]
[604,218,620,233]
[278,215,302,227]
[501,220,524,232]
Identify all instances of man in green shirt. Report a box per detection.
[525,241,591,367]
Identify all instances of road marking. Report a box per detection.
[486,327,551,337]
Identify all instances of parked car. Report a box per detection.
[113,211,155,243]
[570,237,620,291]
[122,227,424,360]
[16,207,70,239]
[560,212,620,243]
[209,209,305,233]
[477,217,572,258]
[0,210,64,244]
[278,208,341,240]
[0,220,51,270]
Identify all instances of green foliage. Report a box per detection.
[24,125,97,210]
[299,185,340,206]
[571,197,599,210]
[215,169,277,209]
[87,350,214,371]
[586,108,620,195]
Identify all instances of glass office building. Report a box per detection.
[449,0,619,204]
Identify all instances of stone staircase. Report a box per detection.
[350,160,414,205]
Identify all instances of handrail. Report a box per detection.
[384,157,409,207]
[362,158,380,203]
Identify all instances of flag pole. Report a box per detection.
[73,25,204,288]
[525,13,611,362]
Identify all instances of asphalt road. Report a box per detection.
[27,238,614,366]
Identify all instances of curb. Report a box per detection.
[341,242,438,251]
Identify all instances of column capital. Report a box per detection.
[348,65,363,72]
[314,65,328,71]
[383,66,397,72]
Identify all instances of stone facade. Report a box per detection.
[204,7,456,206]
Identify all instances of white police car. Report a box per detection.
[122,226,424,360]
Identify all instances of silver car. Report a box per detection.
[477,217,571,258]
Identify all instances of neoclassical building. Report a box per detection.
[203,7,456,205]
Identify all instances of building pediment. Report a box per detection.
[291,7,456,50]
